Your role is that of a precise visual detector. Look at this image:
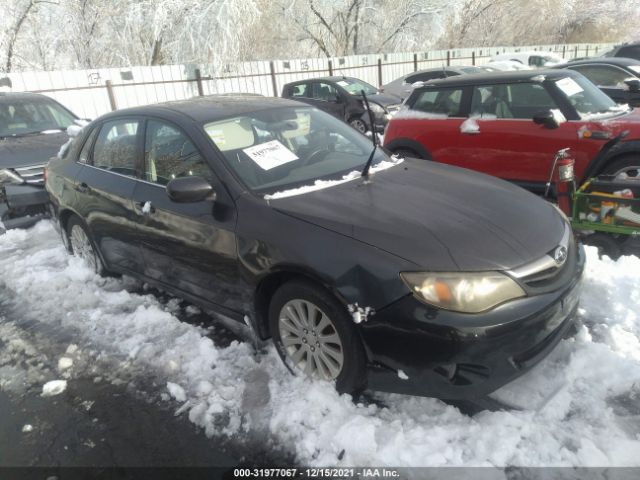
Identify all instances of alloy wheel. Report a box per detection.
[278,299,344,380]
[611,165,639,180]
[69,224,98,272]
[350,119,367,133]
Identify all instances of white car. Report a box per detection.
[484,60,532,71]
[491,51,564,68]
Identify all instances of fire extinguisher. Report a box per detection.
[545,148,575,215]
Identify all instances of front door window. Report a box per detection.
[144,120,211,185]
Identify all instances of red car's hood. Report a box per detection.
[590,107,640,135]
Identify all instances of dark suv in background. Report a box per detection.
[558,57,640,107]
[0,92,78,231]
[281,76,401,133]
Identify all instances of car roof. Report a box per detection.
[283,76,365,86]
[561,57,640,68]
[416,69,577,88]
[98,95,306,123]
[0,91,55,102]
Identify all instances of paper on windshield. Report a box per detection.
[336,80,349,87]
[207,129,226,149]
[243,140,298,170]
[556,77,583,97]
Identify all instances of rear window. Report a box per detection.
[410,88,464,117]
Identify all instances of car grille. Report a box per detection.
[13,164,46,185]
[507,223,575,294]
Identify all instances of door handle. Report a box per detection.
[75,182,91,193]
[136,201,155,215]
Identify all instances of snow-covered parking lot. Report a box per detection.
[1,220,640,467]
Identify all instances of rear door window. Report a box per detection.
[411,88,464,116]
[92,119,140,177]
[311,82,338,101]
[288,83,310,98]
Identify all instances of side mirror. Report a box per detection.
[533,110,559,129]
[624,78,640,92]
[166,176,216,203]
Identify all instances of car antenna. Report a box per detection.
[360,89,378,178]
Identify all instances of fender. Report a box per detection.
[383,138,432,160]
[584,134,640,179]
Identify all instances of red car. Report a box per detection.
[384,70,640,193]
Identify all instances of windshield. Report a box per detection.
[204,107,390,194]
[0,96,76,138]
[336,78,378,95]
[554,75,626,119]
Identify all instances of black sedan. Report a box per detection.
[558,57,640,107]
[1,92,79,231]
[46,96,584,399]
[281,76,401,133]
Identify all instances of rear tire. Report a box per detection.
[269,280,366,395]
[65,215,105,275]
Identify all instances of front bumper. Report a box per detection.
[0,183,50,232]
[360,244,585,399]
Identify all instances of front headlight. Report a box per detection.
[0,169,24,185]
[400,271,525,313]
[369,102,385,114]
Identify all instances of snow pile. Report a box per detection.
[393,110,448,120]
[264,157,403,200]
[460,117,480,134]
[550,108,567,125]
[42,380,67,397]
[1,221,640,466]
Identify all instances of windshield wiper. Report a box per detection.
[361,90,378,178]
[3,128,64,138]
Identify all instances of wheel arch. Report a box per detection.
[253,267,349,341]
[384,138,432,160]
[584,138,640,178]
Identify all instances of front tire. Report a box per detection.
[66,215,104,275]
[392,148,423,160]
[269,280,366,394]
[602,154,639,179]
[349,117,368,134]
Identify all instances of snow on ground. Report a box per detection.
[1,221,640,466]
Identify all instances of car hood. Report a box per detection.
[0,132,68,168]
[595,107,640,130]
[364,92,402,107]
[269,159,565,272]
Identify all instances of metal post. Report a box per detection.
[472,51,475,66]
[269,61,278,97]
[413,53,418,72]
[585,45,590,57]
[195,68,204,96]
[105,80,117,111]
[574,46,578,58]
[446,51,451,66]
[377,58,383,87]
[562,45,566,58]
[328,59,333,76]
